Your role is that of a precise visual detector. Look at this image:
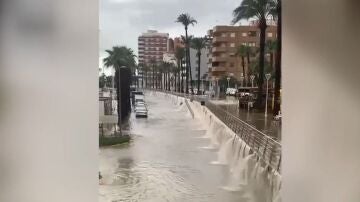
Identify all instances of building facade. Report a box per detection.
[190,48,209,85]
[207,25,277,82]
[138,30,169,65]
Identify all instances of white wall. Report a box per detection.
[283,1,360,202]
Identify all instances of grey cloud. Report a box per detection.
[100,0,240,60]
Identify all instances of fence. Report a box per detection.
[164,90,281,172]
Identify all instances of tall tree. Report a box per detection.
[103,46,136,129]
[191,37,207,94]
[266,40,277,72]
[149,59,157,89]
[176,13,197,94]
[232,0,276,107]
[236,45,248,86]
[174,47,185,92]
[181,35,194,92]
[99,73,107,88]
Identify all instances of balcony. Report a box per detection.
[212,37,228,43]
[211,66,226,72]
[212,56,228,62]
[212,46,227,52]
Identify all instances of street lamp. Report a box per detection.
[240,73,244,87]
[265,73,271,117]
[250,75,255,88]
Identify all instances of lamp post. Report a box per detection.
[227,77,230,89]
[265,73,271,117]
[240,73,244,87]
[250,75,255,88]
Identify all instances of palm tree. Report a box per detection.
[139,64,147,88]
[99,73,107,88]
[103,46,136,130]
[236,45,248,85]
[271,0,281,116]
[244,45,254,85]
[232,0,276,107]
[174,47,185,92]
[176,13,197,94]
[170,64,178,91]
[149,59,157,89]
[181,35,194,92]
[191,37,206,95]
[266,40,277,72]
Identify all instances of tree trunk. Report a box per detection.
[182,59,185,93]
[242,56,245,83]
[273,2,282,116]
[185,27,190,94]
[142,72,144,88]
[247,52,251,85]
[255,17,268,108]
[152,67,155,89]
[115,69,122,135]
[270,52,274,72]
[197,52,201,95]
[168,72,171,91]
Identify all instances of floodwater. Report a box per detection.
[211,97,281,140]
[99,92,280,202]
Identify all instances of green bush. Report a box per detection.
[99,135,130,147]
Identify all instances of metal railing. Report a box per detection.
[161,90,281,173]
[205,101,281,172]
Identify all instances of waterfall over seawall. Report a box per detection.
[162,92,281,202]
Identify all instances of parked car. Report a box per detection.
[226,88,238,96]
[135,105,148,118]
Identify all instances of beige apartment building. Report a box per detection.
[138,30,169,65]
[207,25,277,81]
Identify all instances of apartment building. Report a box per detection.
[190,48,209,83]
[138,30,169,65]
[207,25,277,81]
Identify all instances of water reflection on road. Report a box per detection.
[99,93,246,202]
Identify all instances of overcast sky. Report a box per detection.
[100,0,243,74]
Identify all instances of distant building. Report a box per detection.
[190,48,209,83]
[138,30,169,65]
[163,52,177,66]
[207,25,277,81]
[167,38,175,53]
[173,37,185,50]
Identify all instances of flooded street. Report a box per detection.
[99,93,247,202]
[99,92,280,202]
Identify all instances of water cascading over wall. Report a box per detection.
[164,93,281,202]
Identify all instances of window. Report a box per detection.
[145,47,148,50]
[242,32,247,37]
[221,33,227,37]
[230,33,236,37]
[248,42,256,47]
[267,32,273,37]
[242,42,247,46]
[248,31,257,37]
[230,43,235,47]
[156,47,159,50]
